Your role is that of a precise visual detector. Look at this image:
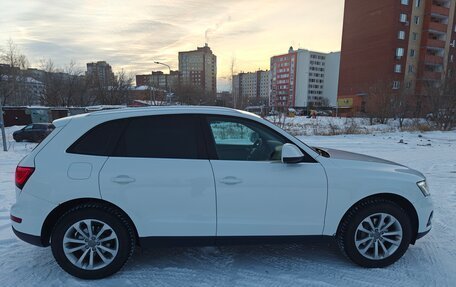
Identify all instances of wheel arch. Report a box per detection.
[40,198,140,247]
[336,193,419,244]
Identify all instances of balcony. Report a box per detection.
[427,38,446,48]
[431,5,450,16]
[422,71,442,80]
[429,21,448,33]
[424,54,444,65]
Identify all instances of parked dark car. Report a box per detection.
[13,123,55,143]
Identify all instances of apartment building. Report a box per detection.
[338,0,456,114]
[270,47,340,109]
[232,70,270,107]
[86,61,114,87]
[178,44,217,94]
[135,70,179,91]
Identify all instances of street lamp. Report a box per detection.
[154,61,171,73]
[153,62,173,103]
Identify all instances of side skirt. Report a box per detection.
[139,235,334,248]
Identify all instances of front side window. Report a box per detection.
[207,117,286,161]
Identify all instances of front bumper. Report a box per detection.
[416,228,431,240]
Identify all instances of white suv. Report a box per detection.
[11,107,433,279]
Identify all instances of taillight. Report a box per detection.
[15,166,35,189]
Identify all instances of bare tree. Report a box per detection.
[174,84,215,105]
[392,87,414,129]
[423,69,456,130]
[0,39,29,105]
[40,59,65,106]
[365,79,395,125]
[105,69,133,105]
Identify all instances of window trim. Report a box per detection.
[202,115,316,163]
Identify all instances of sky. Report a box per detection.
[0,0,345,91]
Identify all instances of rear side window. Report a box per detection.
[67,119,127,156]
[114,115,203,159]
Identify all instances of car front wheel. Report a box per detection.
[51,203,135,279]
[337,198,412,268]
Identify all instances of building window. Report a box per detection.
[398,30,406,40]
[408,65,414,73]
[393,81,401,90]
[406,81,412,88]
[416,0,421,7]
[401,0,409,5]
[400,13,407,23]
[412,32,418,41]
[414,16,420,25]
[394,64,402,73]
[396,47,405,57]
[410,49,416,57]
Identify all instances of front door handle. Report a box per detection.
[111,175,136,184]
[220,176,242,185]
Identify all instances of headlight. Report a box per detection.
[417,180,430,197]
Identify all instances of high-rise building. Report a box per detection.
[178,44,217,94]
[86,61,114,87]
[232,70,270,108]
[270,47,340,109]
[338,0,456,114]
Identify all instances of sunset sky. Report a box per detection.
[0,0,344,90]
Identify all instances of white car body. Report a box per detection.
[10,106,433,271]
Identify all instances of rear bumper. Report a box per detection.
[12,227,45,247]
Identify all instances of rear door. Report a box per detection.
[99,114,217,237]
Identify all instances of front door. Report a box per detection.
[205,116,328,236]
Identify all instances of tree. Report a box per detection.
[422,69,456,130]
[364,79,396,125]
[40,59,64,106]
[391,87,414,129]
[0,39,29,105]
[174,84,215,106]
[106,69,134,105]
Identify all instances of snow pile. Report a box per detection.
[268,116,431,136]
[0,126,456,286]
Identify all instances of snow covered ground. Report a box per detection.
[0,126,455,286]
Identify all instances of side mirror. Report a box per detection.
[281,143,305,164]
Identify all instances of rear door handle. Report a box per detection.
[220,176,242,185]
[112,175,136,184]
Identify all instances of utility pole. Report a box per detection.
[0,98,7,151]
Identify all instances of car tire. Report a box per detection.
[336,198,412,268]
[51,203,136,279]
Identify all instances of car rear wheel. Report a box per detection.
[336,198,412,268]
[51,203,135,279]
